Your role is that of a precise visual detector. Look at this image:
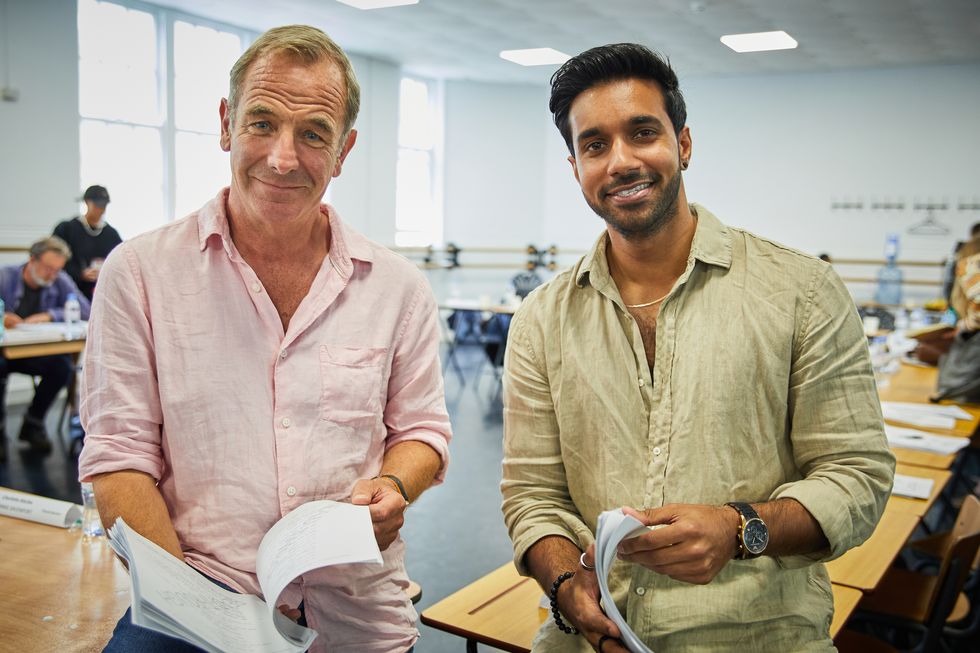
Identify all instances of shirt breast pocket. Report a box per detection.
[319,344,388,426]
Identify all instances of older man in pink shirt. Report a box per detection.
[78,25,451,653]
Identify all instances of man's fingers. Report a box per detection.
[350,478,375,505]
[369,488,407,522]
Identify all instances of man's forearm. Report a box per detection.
[753,498,828,557]
[524,535,582,595]
[92,470,183,560]
[379,440,442,503]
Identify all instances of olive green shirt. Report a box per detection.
[501,205,895,652]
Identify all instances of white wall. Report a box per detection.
[0,0,80,248]
[504,63,980,303]
[329,53,399,243]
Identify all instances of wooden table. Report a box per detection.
[886,463,952,517]
[439,298,519,315]
[422,562,865,652]
[879,362,980,438]
[0,513,129,652]
[0,329,87,360]
[826,510,920,591]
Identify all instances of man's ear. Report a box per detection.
[219,98,232,152]
[332,129,358,178]
[678,125,692,165]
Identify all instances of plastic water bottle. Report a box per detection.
[0,297,5,340]
[80,482,104,539]
[910,307,927,329]
[875,234,903,305]
[64,293,81,338]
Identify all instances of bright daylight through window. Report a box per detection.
[395,77,443,247]
[78,0,249,237]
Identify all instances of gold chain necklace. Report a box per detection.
[624,291,670,309]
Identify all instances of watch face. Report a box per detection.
[743,518,769,555]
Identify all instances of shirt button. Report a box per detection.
[286,486,297,497]
[252,282,262,293]
[281,417,291,428]
[653,446,662,456]
[280,350,287,359]
[638,378,645,387]
[635,587,646,596]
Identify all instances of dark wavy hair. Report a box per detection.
[549,43,687,154]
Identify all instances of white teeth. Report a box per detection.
[614,183,651,197]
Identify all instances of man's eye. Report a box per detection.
[304,131,323,142]
[251,121,270,130]
[585,141,604,152]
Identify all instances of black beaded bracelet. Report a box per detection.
[549,571,579,635]
[375,474,409,502]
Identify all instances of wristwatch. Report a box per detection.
[726,502,769,559]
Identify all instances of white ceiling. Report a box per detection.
[153,0,980,84]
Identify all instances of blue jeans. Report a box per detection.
[103,574,414,652]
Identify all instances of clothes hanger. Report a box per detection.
[907,204,950,236]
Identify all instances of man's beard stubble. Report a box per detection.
[586,168,682,243]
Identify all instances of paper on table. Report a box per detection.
[891,474,935,500]
[594,509,654,653]
[881,404,955,430]
[884,424,970,455]
[0,486,81,528]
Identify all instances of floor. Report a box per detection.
[0,345,517,653]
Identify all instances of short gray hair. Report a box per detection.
[29,236,72,261]
[228,25,361,138]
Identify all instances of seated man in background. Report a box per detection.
[0,236,90,460]
[53,184,123,301]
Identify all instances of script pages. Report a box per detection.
[108,500,382,653]
[594,509,655,653]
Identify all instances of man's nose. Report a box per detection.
[268,130,299,175]
[607,138,641,177]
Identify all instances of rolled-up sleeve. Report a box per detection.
[78,245,165,482]
[501,305,594,575]
[773,265,895,565]
[383,276,452,482]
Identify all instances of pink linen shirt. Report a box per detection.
[78,189,452,653]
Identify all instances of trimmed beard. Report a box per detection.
[586,167,682,242]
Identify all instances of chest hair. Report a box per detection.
[628,304,660,372]
[253,261,321,332]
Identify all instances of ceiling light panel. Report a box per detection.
[720,30,798,53]
[499,47,570,66]
[336,0,419,9]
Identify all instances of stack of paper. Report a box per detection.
[891,474,935,500]
[594,509,654,653]
[884,424,971,455]
[108,500,382,653]
[881,402,972,430]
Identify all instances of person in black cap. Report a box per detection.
[52,185,123,300]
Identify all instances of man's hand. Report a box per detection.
[24,312,53,324]
[558,545,628,652]
[350,477,408,551]
[618,504,739,585]
[82,268,99,282]
[4,312,22,329]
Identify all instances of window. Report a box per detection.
[395,77,443,247]
[78,0,250,237]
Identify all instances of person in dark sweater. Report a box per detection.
[53,185,123,300]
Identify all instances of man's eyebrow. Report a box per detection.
[306,116,335,135]
[576,127,600,144]
[243,104,275,118]
[629,114,665,129]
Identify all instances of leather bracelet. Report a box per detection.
[549,571,579,635]
[376,474,409,502]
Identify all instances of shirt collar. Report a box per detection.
[576,202,732,288]
[196,188,375,275]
